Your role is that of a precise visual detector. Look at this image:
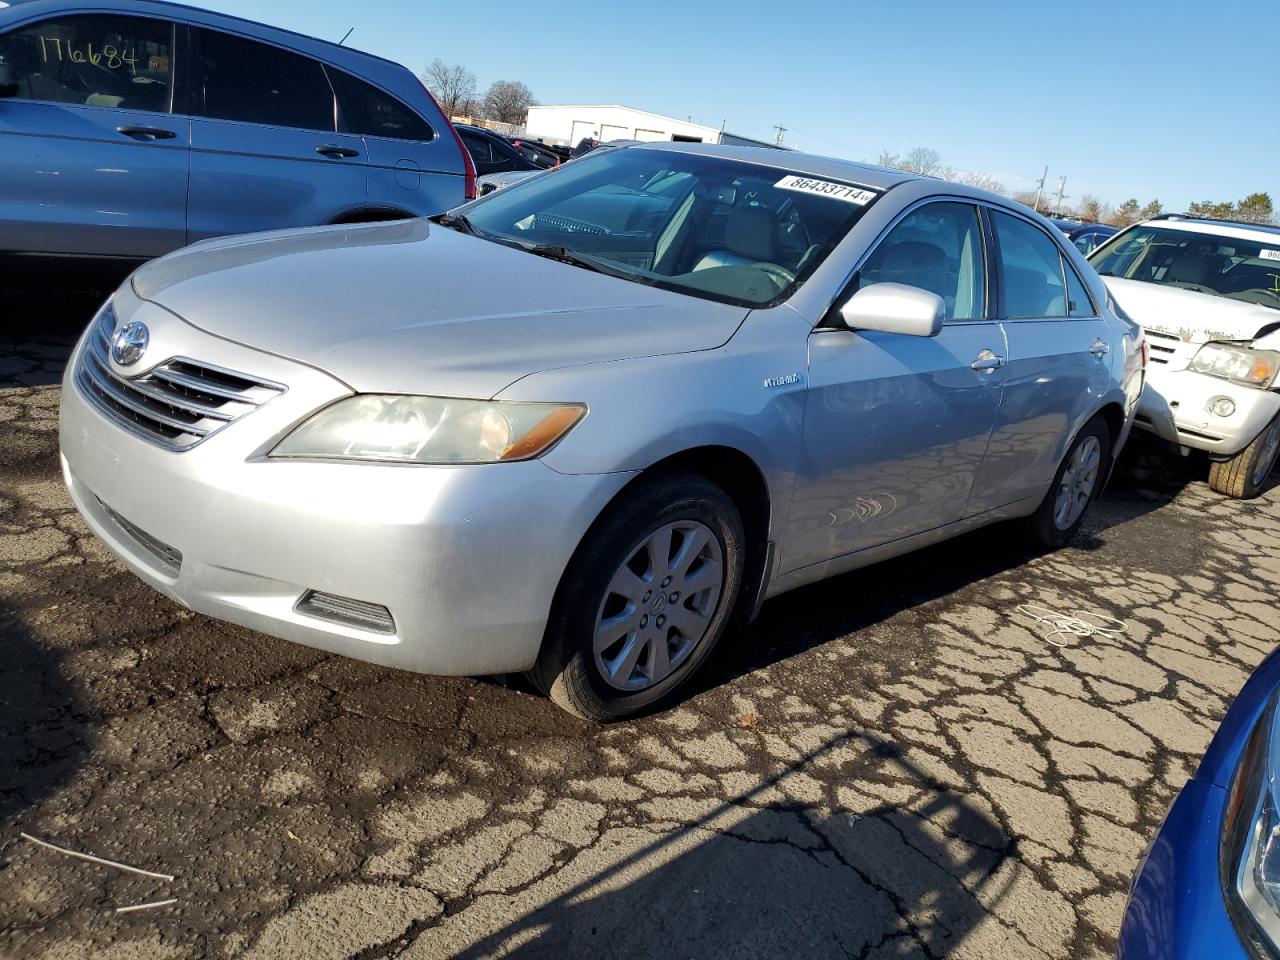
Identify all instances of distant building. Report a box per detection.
[525,104,782,150]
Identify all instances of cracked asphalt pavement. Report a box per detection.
[2,300,1278,959]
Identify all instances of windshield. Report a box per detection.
[1090,225,1280,311]
[456,147,881,307]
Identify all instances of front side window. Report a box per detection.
[457,149,880,307]
[858,202,986,321]
[992,211,1068,318]
[0,14,173,112]
[328,68,433,141]
[194,29,333,132]
[1090,225,1280,312]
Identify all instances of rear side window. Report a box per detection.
[459,130,495,164]
[1065,262,1096,317]
[992,211,1068,318]
[0,14,174,112]
[328,68,433,141]
[193,29,334,132]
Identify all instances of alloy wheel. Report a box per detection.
[1053,435,1102,531]
[593,521,724,692]
[1252,418,1280,488]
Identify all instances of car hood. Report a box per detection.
[1102,277,1280,344]
[131,219,749,396]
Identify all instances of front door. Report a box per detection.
[0,12,187,258]
[783,201,1005,572]
[186,27,367,243]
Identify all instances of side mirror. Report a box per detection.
[838,282,944,337]
[0,62,19,98]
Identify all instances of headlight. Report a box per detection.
[270,395,585,464]
[1188,342,1280,389]
[1224,692,1280,956]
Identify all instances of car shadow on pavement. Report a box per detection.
[446,731,1012,959]
[0,603,90,834]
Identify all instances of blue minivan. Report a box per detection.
[0,0,475,280]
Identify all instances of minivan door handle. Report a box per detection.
[1090,338,1111,358]
[316,144,360,159]
[117,125,176,141]
[970,349,1005,372]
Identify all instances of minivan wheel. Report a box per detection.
[1026,416,1111,549]
[528,473,744,722]
[1208,412,1280,500]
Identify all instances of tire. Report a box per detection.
[528,472,745,722]
[1026,415,1112,549]
[1208,412,1280,500]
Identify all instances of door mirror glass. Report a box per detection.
[839,282,944,337]
[0,62,17,97]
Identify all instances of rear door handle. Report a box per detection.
[971,349,1005,372]
[1090,338,1111,358]
[117,125,176,141]
[316,144,360,159]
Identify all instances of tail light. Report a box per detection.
[420,84,476,200]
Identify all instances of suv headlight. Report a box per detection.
[1224,692,1280,957]
[270,395,585,464]
[1188,342,1280,389]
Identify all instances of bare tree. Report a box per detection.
[949,170,1005,194]
[421,59,476,118]
[1075,195,1110,223]
[878,147,943,177]
[482,80,536,126]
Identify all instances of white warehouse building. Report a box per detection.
[525,104,776,149]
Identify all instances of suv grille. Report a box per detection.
[1145,328,1181,365]
[76,307,285,450]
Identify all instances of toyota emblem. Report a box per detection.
[110,321,149,366]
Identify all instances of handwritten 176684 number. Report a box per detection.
[39,35,139,70]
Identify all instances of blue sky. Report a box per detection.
[197,0,1274,212]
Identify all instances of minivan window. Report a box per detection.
[992,211,1068,318]
[0,14,173,112]
[194,29,334,132]
[328,68,433,141]
[859,202,986,321]
[456,149,880,307]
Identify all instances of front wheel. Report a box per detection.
[1209,412,1280,499]
[1026,416,1111,549]
[528,473,745,722]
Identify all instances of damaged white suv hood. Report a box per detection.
[1103,277,1280,348]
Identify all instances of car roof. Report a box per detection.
[1141,216,1280,243]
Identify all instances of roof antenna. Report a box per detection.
[338,27,354,45]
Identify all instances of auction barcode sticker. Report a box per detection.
[1260,248,1280,262]
[775,176,877,205]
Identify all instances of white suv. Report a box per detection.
[1091,216,1280,498]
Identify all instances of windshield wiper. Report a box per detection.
[433,212,477,235]
[518,243,652,284]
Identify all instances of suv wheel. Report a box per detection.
[1209,412,1280,500]
[1026,415,1111,549]
[528,472,744,722]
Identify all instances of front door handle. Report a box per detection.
[117,125,176,141]
[971,349,1005,372]
[1090,338,1111,358]
[316,144,360,159]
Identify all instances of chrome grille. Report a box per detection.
[1145,328,1181,365]
[76,307,285,450]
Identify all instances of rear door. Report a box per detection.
[970,208,1113,512]
[186,27,367,242]
[0,12,188,257]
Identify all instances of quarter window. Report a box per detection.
[0,14,174,113]
[328,68,433,141]
[858,202,987,321]
[193,29,334,132]
[1065,261,1095,317]
[992,211,1068,318]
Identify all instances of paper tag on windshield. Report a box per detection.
[1260,248,1280,262]
[775,176,876,205]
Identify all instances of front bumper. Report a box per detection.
[1135,365,1280,457]
[59,296,632,676]
[1117,779,1248,959]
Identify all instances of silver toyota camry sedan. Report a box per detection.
[59,143,1144,720]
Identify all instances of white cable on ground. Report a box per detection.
[1014,604,1126,648]
[115,898,178,914]
[19,832,176,882]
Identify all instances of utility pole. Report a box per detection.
[1032,166,1048,213]
[773,124,787,147]
[1054,176,1068,215]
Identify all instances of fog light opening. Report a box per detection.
[1207,396,1237,418]
[295,590,396,635]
